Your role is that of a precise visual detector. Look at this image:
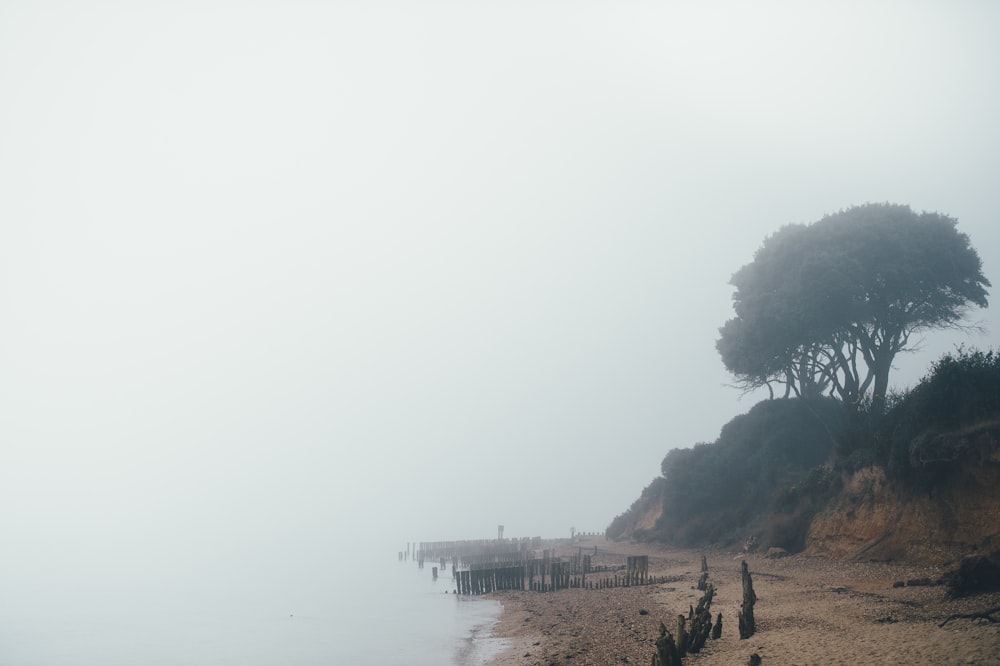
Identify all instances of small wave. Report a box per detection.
[453,600,510,666]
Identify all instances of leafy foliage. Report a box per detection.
[610,397,844,548]
[608,348,1000,550]
[851,348,1000,486]
[718,204,990,407]
[764,464,841,550]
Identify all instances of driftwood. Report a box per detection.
[738,560,757,639]
[938,605,1000,627]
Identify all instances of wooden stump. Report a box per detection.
[687,584,715,654]
[738,560,757,639]
[675,615,688,657]
[711,612,723,640]
[652,622,681,666]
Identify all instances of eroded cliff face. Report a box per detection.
[634,497,663,533]
[806,455,1000,565]
[612,491,664,542]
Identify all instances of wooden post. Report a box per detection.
[687,584,714,653]
[676,614,688,657]
[738,560,757,639]
[712,612,723,640]
[652,622,680,666]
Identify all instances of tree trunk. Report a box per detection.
[871,353,893,413]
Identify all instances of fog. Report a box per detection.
[2,0,998,595]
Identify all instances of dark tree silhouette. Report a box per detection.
[717,203,990,409]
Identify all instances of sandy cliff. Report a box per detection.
[806,454,1000,565]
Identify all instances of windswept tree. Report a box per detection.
[717,203,990,408]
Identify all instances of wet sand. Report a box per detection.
[485,537,1000,665]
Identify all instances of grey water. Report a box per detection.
[0,555,506,665]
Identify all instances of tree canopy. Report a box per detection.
[717,203,990,407]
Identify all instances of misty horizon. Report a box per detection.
[1,7,998,661]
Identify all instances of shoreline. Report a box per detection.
[482,538,1000,665]
[453,596,511,666]
[456,599,513,666]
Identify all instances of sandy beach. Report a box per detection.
[485,537,1000,665]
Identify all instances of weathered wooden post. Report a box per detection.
[738,560,757,639]
[652,622,680,666]
[712,613,723,639]
[687,584,714,654]
[627,555,649,585]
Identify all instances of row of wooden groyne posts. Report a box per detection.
[400,538,671,595]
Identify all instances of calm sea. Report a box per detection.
[0,555,507,665]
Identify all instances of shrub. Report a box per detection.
[640,397,843,547]
[870,347,1000,486]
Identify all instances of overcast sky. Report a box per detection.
[2,1,998,585]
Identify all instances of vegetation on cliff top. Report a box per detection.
[606,396,843,549]
[608,348,1000,551]
[842,348,1000,487]
[609,205,995,552]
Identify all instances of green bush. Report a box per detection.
[644,396,843,547]
[860,347,1000,486]
[609,348,1000,549]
